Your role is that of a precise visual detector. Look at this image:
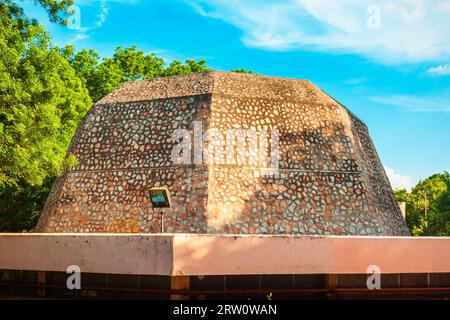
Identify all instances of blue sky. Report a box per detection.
[23,0,450,190]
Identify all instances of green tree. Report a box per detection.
[0,2,91,230]
[2,0,74,24]
[164,59,209,76]
[230,68,254,74]
[66,46,210,102]
[394,173,450,236]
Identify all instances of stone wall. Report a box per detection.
[36,71,410,235]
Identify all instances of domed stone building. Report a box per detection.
[36,71,409,236]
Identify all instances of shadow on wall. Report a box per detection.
[202,103,406,236]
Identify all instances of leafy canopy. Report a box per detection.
[65,45,211,102]
[394,172,450,236]
[0,3,91,188]
[0,0,74,26]
[0,1,90,230]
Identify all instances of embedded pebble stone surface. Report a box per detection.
[36,71,410,236]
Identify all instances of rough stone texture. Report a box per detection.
[36,71,410,235]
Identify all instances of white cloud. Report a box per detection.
[95,1,109,28]
[22,0,139,45]
[68,0,140,41]
[343,77,367,85]
[369,94,450,112]
[71,0,110,32]
[72,33,90,42]
[427,64,450,76]
[384,166,413,191]
[184,0,450,64]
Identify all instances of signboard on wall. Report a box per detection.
[149,187,171,208]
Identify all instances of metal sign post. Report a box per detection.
[160,210,164,233]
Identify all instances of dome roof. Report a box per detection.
[36,71,409,235]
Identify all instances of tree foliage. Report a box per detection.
[0,3,91,189]
[65,46,210,102]
[2,0,74,24]
[394,172,450,236]
[230,69,254,74]
[31,0,74,24]
[0,2,91,230]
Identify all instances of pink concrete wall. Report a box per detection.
[0,234,172,275]
[172,234,450,275]
[1,234,449,275]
